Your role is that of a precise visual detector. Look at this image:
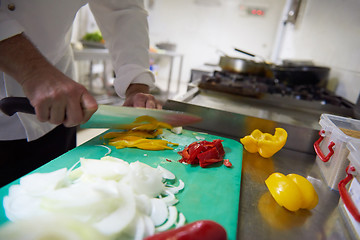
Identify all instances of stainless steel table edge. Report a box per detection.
[163,99,352,240]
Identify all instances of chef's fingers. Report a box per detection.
[156,99,163,109]
[145,97,156,109]
[79,92,98,124]
[131,93,162,109]
[34,100,51,122]
[130,93,147,108]
[63,97,84,128]
[49,101,67,125]
[143,94,162,109]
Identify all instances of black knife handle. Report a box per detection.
[0,97,35,116]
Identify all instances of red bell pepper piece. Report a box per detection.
[223,159,232,168]
[187,144,206,164]
[144,220,227,240]
[178,139,228,168]
[197,147,220,161]
[213,139,225,157]
[199,158,223,168]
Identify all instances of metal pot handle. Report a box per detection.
[313,130,335,162]
[339,165,360,222]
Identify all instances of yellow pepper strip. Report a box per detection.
[130,122,172,131]
[265,172,318,212]
[122,115,173,131]
[240,128,288,158]
[109,138,178,150]
[103,129,163,139]
[103,115,177,151]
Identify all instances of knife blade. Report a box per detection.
[0,97,202,129]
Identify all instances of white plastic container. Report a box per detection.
[338,141,360,240]
[314,114,360,190]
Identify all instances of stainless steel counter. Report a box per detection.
[163,97,353,240]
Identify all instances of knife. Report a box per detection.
[0,97,202,129]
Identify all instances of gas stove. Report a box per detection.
[180,69,357,130]
[198,70,354,110]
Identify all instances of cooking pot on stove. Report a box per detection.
[219,56,273,77]
[271,65,330,87]
[218,48,274,77]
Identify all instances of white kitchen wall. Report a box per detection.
[72,0,359,103]
[146,0,285,93]
[72,1,285,96]
[278,0,360,103]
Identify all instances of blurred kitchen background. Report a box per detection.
[71,0,360,103]
[73,0,360,144]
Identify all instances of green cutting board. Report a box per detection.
[0,129,243,240]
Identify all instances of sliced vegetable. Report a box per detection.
[171,126,183,135]
[103,116,178,151]
[2,156,186,240]
[144,220,227,240]
[109,137,178,150]
[103,129,163,139]
[122,115,172,131]
[0,215,109,240]
[240,128,288,158]
[265,172,319,212]
[155,206,178,232]
[178,139,230,168]
[223,159,232,168]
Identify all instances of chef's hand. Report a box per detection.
[22,68,98,127]
[123,83,162,109]
[0,33,98,127]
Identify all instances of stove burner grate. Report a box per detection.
[198,71,354,109]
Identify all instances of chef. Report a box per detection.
[0,0,160,186]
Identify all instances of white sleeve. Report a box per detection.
[0,8,24,41]
[88,0,155,98]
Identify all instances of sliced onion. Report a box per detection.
[133,215,145,240]
[195,136,205,141]
[161,191,179,206]
[175,213,186,228]
[157,166,175,180]
[150,199,168,226]
[95,145,112,156]
[41,181,119,222]
[20,168,68,195]
[79,157,129,181]
[100,156,126,163]
[135,194,152,215]
[126,161,165,198]
[68,160,81,173]
[3,187,43,221]
[165,180,185,194]
[155,206,178,232]
[92,183,136,235]
[171,127,183,134]
[0,215,107,240]
[3,157,186,239]
[143,215,155,237]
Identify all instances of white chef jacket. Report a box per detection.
[0,0,155,141]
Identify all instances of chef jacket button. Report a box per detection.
[8,3,16,11]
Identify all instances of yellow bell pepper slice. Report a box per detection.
[122,115,173,131]
[103,115,177,151]
[103,129,163,139]
[265,172,318,212]
[287,174,319,210]
[109,138,178,150]
[240,128,288,158]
